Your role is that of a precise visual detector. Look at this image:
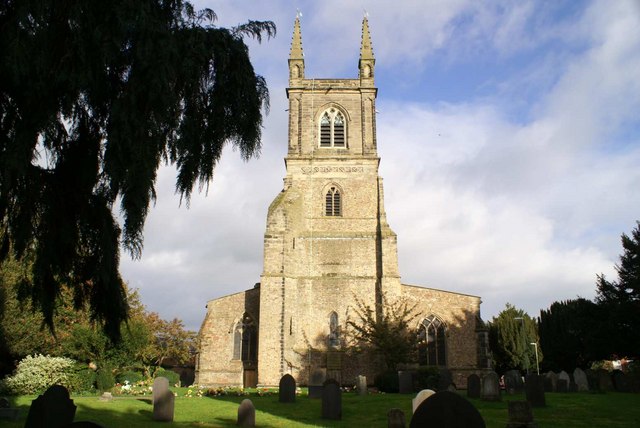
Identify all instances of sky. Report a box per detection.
[119,0,640,332]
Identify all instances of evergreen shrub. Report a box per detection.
[154,368,181,386]
[96,364,115,391]
[374,369,399,393]
[0,354,76,394]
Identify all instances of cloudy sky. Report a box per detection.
[120,0,640,332]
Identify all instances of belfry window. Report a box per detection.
[325,187,341,216]
[319,108,346,148]
[233,314,258,362]
[417,315,446,366]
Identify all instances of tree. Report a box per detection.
[0,1,275,340]
[488,303,542,373]
[347,295,420,371]
[594,221,640,357]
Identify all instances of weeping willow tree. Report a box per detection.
[0,1,275,340]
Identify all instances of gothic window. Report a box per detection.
[319,108,346,148]
[325,186,341,216]
[328,311,340,347]
[233,314,258,362]
[417,315,446,366]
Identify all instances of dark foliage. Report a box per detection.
[374,369,399,393]
[0,1,275,340]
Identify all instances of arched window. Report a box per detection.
[417,316,446,366]
[319,108,346,148]
[233,314,258,362]
[328,311,340,347]
[325,186,341,216]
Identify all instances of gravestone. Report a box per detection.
[409,391,486,428]
[357,375,367,396]
[467,374,481,399]
[398,371,413,394]
[525,374,546,407]
[573,368,589,392]
[98,392,113,402]
[612,370,631,392]
[438,368,454,391]
[506,401,538,428]
[0,396,19,421]
[387,408,406,428]
[308,368,326,399]
[480,371,501,401]
[544,371,558,392]
[412,389,435,413]
[556,379,568,393]
[321,379,342,420]
[152,377,174,422]
[596,369,614,391]
[24,385,77,428]
[504,370,524,394]
[557,371,570,391]
[279,374,296,403]
[237,399,255,427]
[585,369,599,392]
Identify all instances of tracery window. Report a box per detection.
[233,314,258,362]
[325,186,341,216]
[417,315,446,366]
[328,311,340,347]
[319,108,346,148]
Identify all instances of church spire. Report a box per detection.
[359,15,375,83]
[289,14,304,83]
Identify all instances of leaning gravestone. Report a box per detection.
[573,368,589,392]
[438,368,453,391]
[504,370,524,394]
[279,374,296,403]
[24,385,77,428]
[467,374,481,399]
[387,408,406,428]
[398,371,413,394]
[412,389,435,414]
[525,374,546,407]
[410,391,486,428]
[612,370,631,392]
[544,371,558,392]
[321,379,342,420]
[506,401,537,428]
[152,377,174,422]
[308,368,326,399]
[481,371,501,402]
[357,375,367,396]
[596,369,614,391]
[237,399,255,427]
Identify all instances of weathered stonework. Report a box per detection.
[195,17,488,389]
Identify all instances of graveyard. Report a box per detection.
[2,383,640,427]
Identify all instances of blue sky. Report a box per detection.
[119,0,640,331]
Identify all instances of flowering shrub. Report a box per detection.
[113,378,154,396]
[184,385,205,398]
[1,354,76,395]
[203,386,248,397]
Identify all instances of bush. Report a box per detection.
[154,368,181,387]
[414,366,440,391]
[1,354,76,395]
[116,370,144,385]
[374,370,399,393]
[96,364,115,391]
[67,363,96,394]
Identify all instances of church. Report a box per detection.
[196,17,489,389]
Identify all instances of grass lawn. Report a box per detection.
[3,389,640,427]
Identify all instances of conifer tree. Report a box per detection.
[488,304,542,373]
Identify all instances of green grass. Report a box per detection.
[3,389,640,427]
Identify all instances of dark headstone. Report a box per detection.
[308,368,326,399]
[398,371,413,394]
[557,371,570,391]
[409,390,486,428]
[573,368,589,392]
[596,369,614,391]
[556,379,568,393]
[438,368,453,391]
[544,371,558,392]
[481,371,501,401]
[24,385,76,428]
[388,408,406,428]
[504,370,524,394]
[585,369,599,392]
[152,377,174,422]
[237,399,255,427]
[467,374,481,399]
[357,375,367,396]
[506,401,538,428]
[612,370,631,392]
[525,374,546,408]
[321,379,342,420]
[279,374,296,403]
[412,389,435,413]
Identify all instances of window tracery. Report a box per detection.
[325,186,342,216]
[417,315,446,366]
[319,108,346,148]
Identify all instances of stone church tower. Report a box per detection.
[196,17,489,389]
